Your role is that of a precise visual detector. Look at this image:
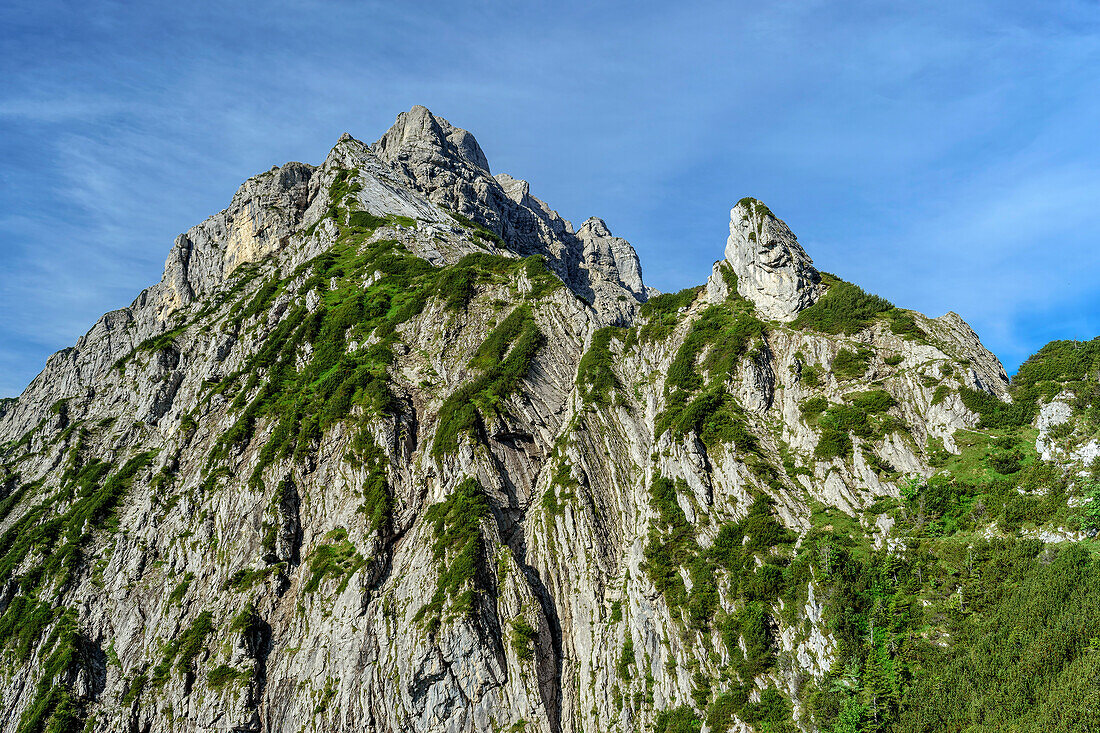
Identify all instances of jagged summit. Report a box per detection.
[715,197,823,322]
[373,104,490,173]
[0,105,1061,733]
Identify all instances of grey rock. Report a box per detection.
[723,198,822,321]
[0,106,1024,733]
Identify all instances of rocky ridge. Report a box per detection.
[0,106,1088,733]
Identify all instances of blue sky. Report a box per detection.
[2,1,1099,396]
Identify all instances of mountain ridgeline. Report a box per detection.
[1,106,1098,733]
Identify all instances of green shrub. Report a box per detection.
[643,476,696,610]
[432,306,544,456]
[434,266,477,310]
[800,396,829,419]
[208,664,248,690]
[665,305,765,395]
[122,670,148,705]
[304,528,363,593]
[707,688,749,733]
[640,287,701,318]
[168,573,194,606]
[740,688,796,732]
[657,387,758,453]
[509,616,537,661]
[347,210,388,231]
[729,602,776,678]
[617,635,635,680]
[791,273,893,334]
[959,386,1034,429]
[654,705,702,733]
[654,299,766,453]
[886,309,926,340]
[414,478,491,632]
[815,424,853,460]
[801,362,824,388]
[741,499,795,552]
[1080,481,1100,532]
[832,347,872,380]
[576,327,625,406]
[1012,336,1100,405]
[638,286,703,343]
[151,611,215,688]
[846,389,896,413]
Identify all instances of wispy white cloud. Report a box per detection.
[1,0,1099,394]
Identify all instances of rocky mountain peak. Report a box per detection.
[577,216,613,238]
[722,197,822,321]
[2,106,1070,733]
[372,104,490,173]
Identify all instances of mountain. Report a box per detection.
[1,106,1098,733]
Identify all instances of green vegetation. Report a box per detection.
[801,536,1100,733]
[9,608,83,733]
[122,670,148,706]
[801,362,824,389]
[432,306,544,456]
[168,573,194,606]
[208,664,249,690]
[791,274,893,334]
[576,327,626,406]
[654,297,766,453]
[654,705,702,733]
[617,636,635,680]
[113,325,187,371]
[664,304,765,395]
[903,431,1073,535]
[643,476,793,638]
[638,286,702,343]
[961,337,1100,432]
[150,611,215,688]
[304,528,364,594]
[509,616,537,661]
[885,309,926,340]
[832,347,872,381]
[414,478,491,632]
[811,391,901,462]
[958,386,1034,429]
[665,687,798,733]
[350,431,391,533]
[737,196,776,220]
[541,461,578,518]
[957,335,1100,435]
[225,566,276,593]
[208,235,432,482]
[0,453,157,733]
[207,167,560,495]
[1081,480,1100,533]
[0,452,154,592]
[1013,336,1100,404]
[641,287,702,318]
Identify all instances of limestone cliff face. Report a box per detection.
[0,108,1011,733]
[722,198,823,322]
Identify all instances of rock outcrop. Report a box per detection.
[0,106,1032,733]
[722,197,823,321]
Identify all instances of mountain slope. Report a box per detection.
[0,107,1097,733]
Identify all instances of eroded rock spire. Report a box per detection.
[719,197,822,321]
